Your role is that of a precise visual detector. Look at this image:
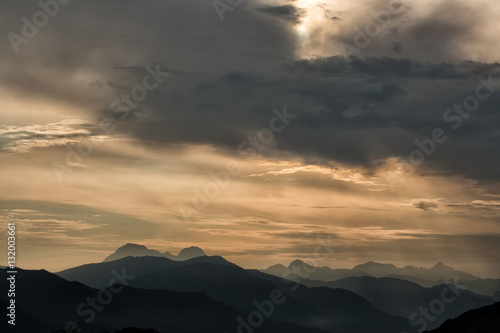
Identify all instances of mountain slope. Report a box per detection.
[298,276,494,331]
[354,261,478,281]
[57,255,412,333]
[57,255,229,288]
[0,297,49,333]
[426,302,500,333]
[261,259,369,282]
[248,270,412,333]
[128,259,412,333]
[129,261,330,331]
[1,268,325,333]
[461,278,500,296]
[262,260,479,284]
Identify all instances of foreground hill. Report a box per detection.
[426,302,500,333]
[0,297,49,333]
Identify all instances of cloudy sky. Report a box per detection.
[0,0,499,277]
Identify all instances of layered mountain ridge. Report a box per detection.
[4,243,497,333]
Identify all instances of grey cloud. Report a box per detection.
[269,231,340,240]
[256,5,303,23]
[413,200,438,211]
[0,200,160,241]
[0,120,99,153]
[330,0,498,62]
[288,56,500,80]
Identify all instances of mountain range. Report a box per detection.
[3,267,330,333]
[295,275,494,330]
[56,255,411,333]
[262,259,478,285]
[3,243,499,333]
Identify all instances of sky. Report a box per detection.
[0,0,499,277]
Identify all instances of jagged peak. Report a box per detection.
[432,261,451,269]
[289,259,313,268]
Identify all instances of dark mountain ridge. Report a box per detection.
[1,268,325,333]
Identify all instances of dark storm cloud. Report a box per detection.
[256,5,303,23]
[288,56,500,80]
[115,55,500,181]
[1,0,500,183]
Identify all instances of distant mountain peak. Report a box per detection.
[289,259,304,266]
[260,263,288,276]
[122,243,148,250]
[103,244,207,262]
[179,246,204,253]
[354,261,397,269]
[177,246,206,260]
[432,261,448,269]
[289,259,314,269]
[353,260,477,280]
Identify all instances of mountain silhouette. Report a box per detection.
[0,297,49,333]
[177,246,207,260]
[58,255,230,288]
[353,261,399,276]
[460,278,500,296]
[298,276,494,331]
[103,243,206,262]
[58,255,412,333]
[248,270,413,333]
[1,268,326,333]
[426,302,500,333]
[352,261,478,281]
[21,252,500,333]
[262,260,478,284]
[261,259,368,281]
[263,263,288,276]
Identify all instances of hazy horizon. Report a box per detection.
[6,240,499,279]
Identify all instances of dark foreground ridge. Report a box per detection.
[426,301,500,333]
